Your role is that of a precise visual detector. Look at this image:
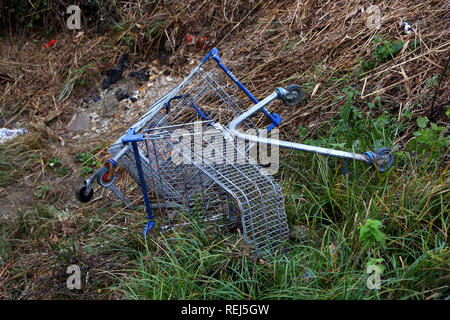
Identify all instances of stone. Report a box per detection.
[68,112,90,132]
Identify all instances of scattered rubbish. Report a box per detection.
[0,128,26,144]
[186,35,194,45]
[328,244,339,271]
[41,39,56,49]
[102,53,129,90]
[129,90,139,102]
[80,88,101,108]
[118,53,130,68]
[301,272,312,282]
[114,88,139,103]
[130,68,150,81]
[186,34,207,50]
[115,88,130,101]
[401,21,416,35]
[195,36,207,50]
[129,95,138,103]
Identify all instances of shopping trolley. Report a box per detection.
[75,48,393,256]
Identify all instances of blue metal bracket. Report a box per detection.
[364,151,376,167]
[107,158,118,168]
[267,113,282,132]
[122,128,144,143]
[143,220,155,236]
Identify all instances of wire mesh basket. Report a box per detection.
[76,48,393,257]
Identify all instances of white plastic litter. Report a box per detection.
[0,128,26,144]
[401,21,416,35]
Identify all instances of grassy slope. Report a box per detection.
[111,115,448,300]
[0,0,449,299]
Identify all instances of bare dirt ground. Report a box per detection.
[0,50,181,221]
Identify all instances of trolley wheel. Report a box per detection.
[374,147,394,172]
[76,184,94,203]
[96,166,115,187]
[283,84,303,106]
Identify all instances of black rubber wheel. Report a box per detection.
[283,84,303,106]
[76,184,94,203]
[374,147,394,172]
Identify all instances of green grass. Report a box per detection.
[105,152,447,300]
[106,104,448,300]
[0,133,42,187]
[1,101,448,300]
[1,56,448,300]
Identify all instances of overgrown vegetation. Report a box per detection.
[0,0,448,300]
[0,134,42,188]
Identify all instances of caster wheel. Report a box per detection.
[374,147,394,172]
[76,184,94,203]
[96,166,115,187]
[283,84,303,106]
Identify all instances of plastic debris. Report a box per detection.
[42,39,56,49]
[186,34,194,45]
[129,91,139,102]
[0,128,26,144]
[301,272,312,282]
[115,88,130,101]
[186,35,207,50]
[401,21,416,35]
[328,244,339,271]
[195,36,207,50]
[130,68,150,81]
[102,54,129,90]
[114,88,139,102]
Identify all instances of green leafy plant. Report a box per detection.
[48,157,61,170]
[359,219,386,251]
[341,86,362,126]
[34,185,50,200]
[298,125,307,138]
[373,40,404,63]
[407,116,449,158]
[357,38,419,75]
[47,157,68,176]
[75,152,100,176]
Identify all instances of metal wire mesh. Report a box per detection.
[108,59,289,256]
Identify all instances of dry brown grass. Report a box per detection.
[0,0,448,299]
[213,0,449,140]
